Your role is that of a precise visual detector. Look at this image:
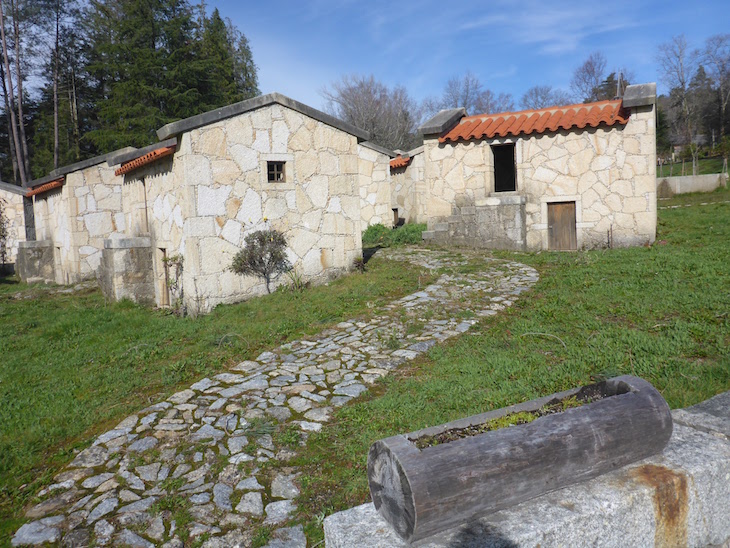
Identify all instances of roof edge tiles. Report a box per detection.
[156,92,370,142]
[419,108,466,136]
[389,155,412,169]
[108,138,178,167]
[26,177,64,197]
[0,180,27,196]
[115,145,176,176]
[439,99,630,144]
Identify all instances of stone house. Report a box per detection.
[415,83,657,250]
[17,149,134,284]
[97,93,397,314]
[13,83,658,311]
[0,181,28,268]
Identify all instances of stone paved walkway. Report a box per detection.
[11,248,538,548]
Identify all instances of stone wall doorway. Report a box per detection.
[548,202,577,250]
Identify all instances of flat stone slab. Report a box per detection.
[672,390,730,439]
[324,423,730,548]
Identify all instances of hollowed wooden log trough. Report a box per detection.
[367,375,673,543]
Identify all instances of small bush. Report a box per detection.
[362,223,391,246]
[362,223,426,248]
[231,229,291,293]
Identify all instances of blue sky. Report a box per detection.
[216,0,728,111]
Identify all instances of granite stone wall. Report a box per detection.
[0,183,26,266]
[358,143,393,228]
[156,102,365,314]
[32,160,125,284]
[392,148,426,224]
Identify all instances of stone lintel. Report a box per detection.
[324,392,730,548]
[18,239,53,249]
[103,237,152,250]
[418,108,467,137]
[0,181,27,196]
[622,83,657,108]
[107,138,179,167]
[360,141,396,157]
[156,92,370,142]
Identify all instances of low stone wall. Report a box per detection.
[657,173,728,198]
[422,196,526,251]
[324,391,730,547]
[99,237,155,305]
[16,240,55,283]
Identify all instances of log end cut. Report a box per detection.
[368,439,416,541]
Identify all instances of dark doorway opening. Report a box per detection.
[492,144,516,192]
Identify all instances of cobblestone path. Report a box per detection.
[12,248,538,548]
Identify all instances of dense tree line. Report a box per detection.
[0,0,258,184]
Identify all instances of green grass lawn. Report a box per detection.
[0,257,434,541]
[3,189,730,545]
[657,156,727,177]
[293,187,730,544]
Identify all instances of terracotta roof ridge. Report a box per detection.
[461,99,623,122]
[115,145,176,176]
[27,177,64,197]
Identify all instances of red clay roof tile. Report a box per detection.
[439,99,630,144]
[27,177,64,197]
[115,145,176,176]
[389,155,412,169]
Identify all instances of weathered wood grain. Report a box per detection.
[367,376,673,543]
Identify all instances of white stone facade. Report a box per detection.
[358,143,393,228]
[0,184,26,264]
[34,160,125,284]
[116,100,366,314]
[392,148,427,224]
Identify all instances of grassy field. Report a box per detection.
[292,187,730,544]
[657,156,727,177]
[0,256,435,541]
[2,188,730,545]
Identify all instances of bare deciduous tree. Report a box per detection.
[519,85,573,110]
[571,51,607,102]
[701,34,730,143]
[423,71,514,116]
[658,35,700,173]
[321,74,420,151]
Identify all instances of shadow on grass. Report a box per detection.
[363,246,382,264]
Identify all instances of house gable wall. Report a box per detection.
[421,101,656,250]
[168,102,363,314]
[0,183,26,266]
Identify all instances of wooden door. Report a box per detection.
[548,202,577,250]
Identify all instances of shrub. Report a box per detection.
[362,222,426,248]
[231,229,291,293]
[362,223,391,246]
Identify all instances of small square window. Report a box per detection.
[267,161,286,183]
